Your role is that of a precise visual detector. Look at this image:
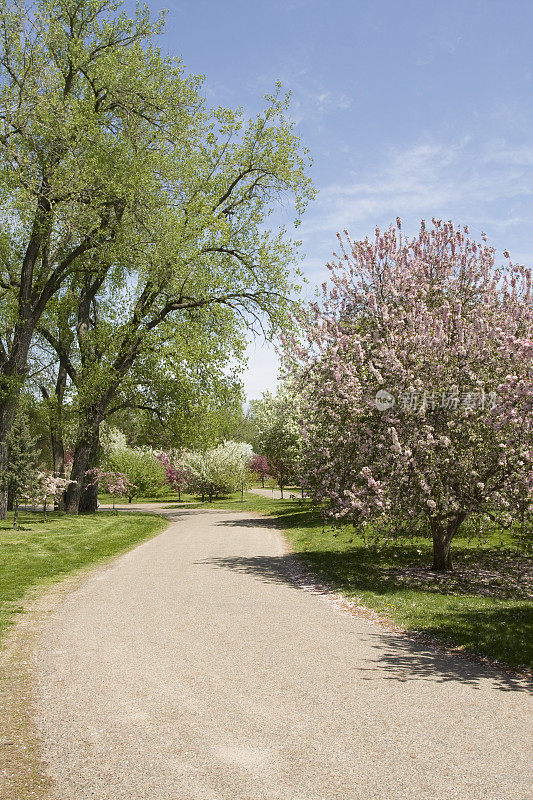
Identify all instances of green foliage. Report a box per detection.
[4,413,39,523]
[250,388,302,493]
[107,447,166,501]
[1,0,314,516]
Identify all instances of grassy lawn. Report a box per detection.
[0,510,167,642]
[186,492,532,671]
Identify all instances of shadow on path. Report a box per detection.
[200,549,532,695]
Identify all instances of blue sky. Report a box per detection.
[147,0,533,400]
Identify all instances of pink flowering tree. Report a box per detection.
[85,468,136,510]
[249,454,270,487]
[156,451,191,501]
[291,219,532,570]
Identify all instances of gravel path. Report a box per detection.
[33,505,532,800]
[249,487,304,499]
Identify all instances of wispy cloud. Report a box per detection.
[300,136,533,259]
[249,61,354,125]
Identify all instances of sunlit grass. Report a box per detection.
[0,510,167,641]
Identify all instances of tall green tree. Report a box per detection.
[1,0,313,515]
[250,388,302,497]
[4,410,39,525]
[0,0,204,516]
[35,96,312,513]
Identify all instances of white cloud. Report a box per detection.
[300,136,533,247]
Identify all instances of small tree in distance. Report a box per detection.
[28,474,76,521]
[250,390,302,498]
[4,413,39,527]
[184,441,253,502]
[86,469,136,510]
[108,448,166,502]
[249,454,270,487]
[157,452,191,501]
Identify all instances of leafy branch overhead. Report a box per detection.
[0,0,314,515]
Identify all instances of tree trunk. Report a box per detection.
[65,412,101,514]
[78,429,100,513]
[0,398,17,520]
[430,514,466,571]
[51,373,67,477]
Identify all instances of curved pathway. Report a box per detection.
[249,487,305,499]
[33,505,531,799]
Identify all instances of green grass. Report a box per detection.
[0,509,167,641]
[202,493,532,671]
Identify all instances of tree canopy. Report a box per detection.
[290,219,532,570]
[0,0,314,514]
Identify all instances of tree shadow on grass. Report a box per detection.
[215,509,317,530]
[216,516,531,600]
[359,627,532,693]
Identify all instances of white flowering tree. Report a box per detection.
[250,389,302,497]
[292,220,532,570]
[27,473,76,521]
[185,441,253,502]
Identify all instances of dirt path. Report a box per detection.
[249,487,304,499]
[21,506,533,798]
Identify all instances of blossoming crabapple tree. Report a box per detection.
[27,473,76,521]
[85,469,136,510]
[184,441,253,502]
[292,219,532,570]
[249,454,270,487]
[250,390,303,498]
[156,452,191,501]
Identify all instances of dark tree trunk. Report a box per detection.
[79,476,98,513]
[51,364,68,478]
[78,429,100,513]
[430,514,466,571]
[65,439,92,514]
[65,411,101,514]
[0,396,18,520]
[41,363,69,511]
